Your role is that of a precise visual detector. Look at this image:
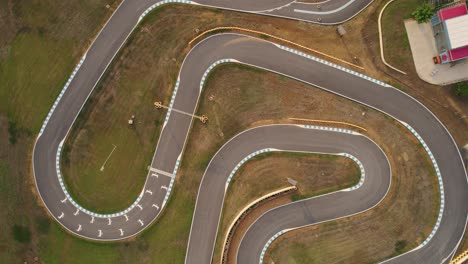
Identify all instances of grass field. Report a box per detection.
[0,1,459,263]
[211,152,360,263]
[381,0,422,72]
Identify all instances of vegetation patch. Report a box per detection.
[411,3,435,23]
[12,225,31,243]
[453,81,468,97]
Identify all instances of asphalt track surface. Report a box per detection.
[31,0,467,263]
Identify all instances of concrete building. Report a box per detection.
[431,2,468,64]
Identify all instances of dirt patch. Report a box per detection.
[213,153,360,263]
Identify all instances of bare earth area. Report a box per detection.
[212,152,360,263]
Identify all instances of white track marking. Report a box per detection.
[145,190,153,195]
[90,216,94,224]
[137,204,143,210]
[151,173,159,178]
[61,197,67,203]
[100,144,117,171]
[74,209,79,216]
[161,185,168,191]
[149,167,174,178]
[124,214,129,221]
[152,204,160,210]
[58,212,64,219]
[77,224,82,232]
[119,229,124,236]
[108,218,112,225]
[98,230,102,237]
[138,219,144,226]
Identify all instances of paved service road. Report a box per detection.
[31,0,467,263]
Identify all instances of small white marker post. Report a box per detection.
[100,144,117,171]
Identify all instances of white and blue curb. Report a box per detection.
[139,0,195,22]
[400,121,444,248]
[275,44,391,88]
[39,55,86,136]
[56,141,143,218]
[225,148,274,191]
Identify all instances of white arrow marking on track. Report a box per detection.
[90,216,94,224]
[58,212,64,219]
[108,218,112,225]
[61,197,67,203]
[98,229,102,237]
[151,173,159,178]
[74,209,79,216]
[119,229,124,236]
[161,185,168,191]
[137,204,143,210]
[138,219,144,226]
[145,190,153,195]
[124,214,129,221]
[152,204,160,210]
[77,224,82,232]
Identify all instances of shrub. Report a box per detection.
[453,82,468,97]
[395,240,407,254]
[36,217,51,234]
[12,225,31,243]
[8,120,18,144]
[412,4,435,23]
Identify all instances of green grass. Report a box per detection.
[381,0,423,71]
[12,225,31,243]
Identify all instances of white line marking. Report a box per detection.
[98,229,102,237]
[77,224,82,232]
[161,185,168,191]
[145,190,153,195]
[58,212,64,219]
[90,216,95,224]
[151,173,159,178]
[108,218,112,225]
[119,229,124,236]
[138,219,144,226]
[137,204,143,210]
[149,167,174,178]
[124,214,129,221]
[152,204,160,210]
[100,144,117,171]
[61,197,67,203]
[74,209,79,216]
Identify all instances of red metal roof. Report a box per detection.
[449,45,468,61]
[438,3,467,21]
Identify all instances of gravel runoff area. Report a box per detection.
[404,19,468,85]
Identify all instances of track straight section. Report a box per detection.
[31,0,466,263]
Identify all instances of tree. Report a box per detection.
[412,3,435,23]
[453,81,468,97]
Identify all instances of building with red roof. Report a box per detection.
[431,2,468,64]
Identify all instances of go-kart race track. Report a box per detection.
[32,0,467,263]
